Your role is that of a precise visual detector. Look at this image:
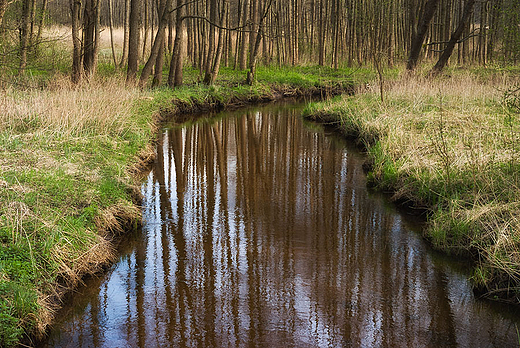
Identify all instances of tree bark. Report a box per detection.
[121,0,130,67]
[127,0,142,84]
[430,0,476,75]
[19,0,33,74]
[108,0,118,68]
[70,0,83,83]
[83,0,100,76]
[0,0,9,28]
[238,0,249,69]
[406,0,441,71]
[35,0,48,44]
[246,0,271,85]
[208,1,227,85]
[138,0,173,88]
[168,0,185,87]
[202,0,217,84]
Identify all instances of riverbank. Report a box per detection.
[0,66,355,347]
[304,67,520,302]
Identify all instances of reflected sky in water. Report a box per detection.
[42,101,520,348]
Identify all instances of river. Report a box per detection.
[41,100,520,347]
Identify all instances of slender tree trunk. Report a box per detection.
[83,0,100,76]
[70,0,83,83]
[247,0,271,85]
[238,0,249,69]
[209,0,227,85]
[152,39,165,87]
[431,0,477,75]
[35,0,48,44]
[203,0,217,84]
[139,0,173,87]
[121,0,131,67]
[29,0,36,42]
[142,0,149,61]
[108,0,118,68]
[0,0,9,28]
[406,0,441,71]
[169,0,185,87]
[127,0,142,84]
[19,0,33,74]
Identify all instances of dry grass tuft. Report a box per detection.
[95,202,142,237]
[308,70,520,296]
[0,76,142,139]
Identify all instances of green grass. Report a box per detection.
[304,67,520,300]
[0,63,356,346]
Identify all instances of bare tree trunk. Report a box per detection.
[142,0,149,62]
[238,0,249,69]
[83,0,100,76]
[127,0,142,84]
[108,0,118,68]
[152,39,165,87]
[139,0,173,87]
[406,0,440,71]
[35,0,48,44]
[203,0,217,84]
[247,0,271,85]
[0,0,9,28]
[169,0,185,87]
[70,0,83,83]
[431,0,477,75]
[121,0,130,67]
[29,0,36,42]
[19,0,33,74]
[209,0,227,85]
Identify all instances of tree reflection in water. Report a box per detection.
[43,102,520,348]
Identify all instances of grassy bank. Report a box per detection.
[0,65,354,347]
[304,67,520,301]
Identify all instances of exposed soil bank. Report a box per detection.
[21,82,352,348]
[303,73,520,305]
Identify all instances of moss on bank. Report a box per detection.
[304,67,520,303]
[0,65,354,347]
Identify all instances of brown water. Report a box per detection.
[42,101,520,348]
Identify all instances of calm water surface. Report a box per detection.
[42,101,520,347]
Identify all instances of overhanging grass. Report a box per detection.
[304,68,520,300]
[0,65,355,347]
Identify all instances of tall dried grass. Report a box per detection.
[0,75,151,344]
[307,70,520,297]
[0,76,143,138]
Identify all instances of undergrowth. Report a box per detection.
[304,68,520,300]
[0,62,356,346]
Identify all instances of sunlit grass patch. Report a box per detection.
[0,76,147,346]
[305,69,520,298]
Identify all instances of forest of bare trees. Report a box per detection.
[0,0,519,86]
